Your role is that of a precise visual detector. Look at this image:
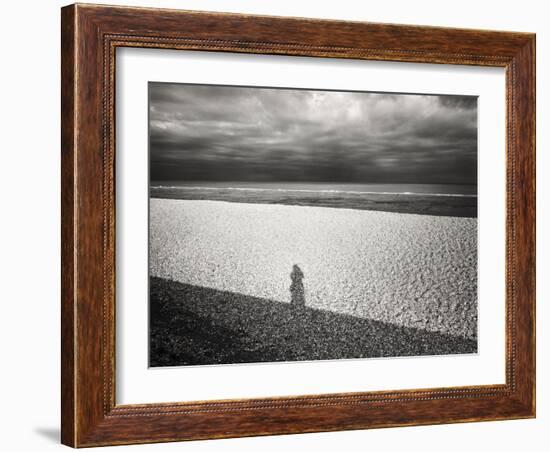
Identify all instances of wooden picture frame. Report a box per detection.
[61,3,535,447]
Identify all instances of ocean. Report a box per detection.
[150,181,476,197]
[149,182,478,217]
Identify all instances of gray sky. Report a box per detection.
[149,83,477,184]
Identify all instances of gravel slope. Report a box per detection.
[149,277,477,366]
[150,199,477,341]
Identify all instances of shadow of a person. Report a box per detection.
[290,264,305,308]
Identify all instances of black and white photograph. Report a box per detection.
[148,82,478,367]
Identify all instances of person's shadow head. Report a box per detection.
[290,264,305,308]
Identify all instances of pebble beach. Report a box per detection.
[150,199,477,344]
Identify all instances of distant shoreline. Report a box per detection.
[150,186,477,218]
[151,184,476,198]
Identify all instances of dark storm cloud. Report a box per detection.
[438,95,477,110]
[149,83,477,184]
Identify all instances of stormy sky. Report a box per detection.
[149,83,477,185]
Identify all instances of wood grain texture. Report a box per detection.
[60,3,536,447]
[60,5,76,447]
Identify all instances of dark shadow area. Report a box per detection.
[149,276,477,367]
[34,427,60,443]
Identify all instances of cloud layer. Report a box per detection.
[149,83,477,185]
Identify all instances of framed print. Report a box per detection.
[61,3,535,447]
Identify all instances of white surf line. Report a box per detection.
[150,185,478,198]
